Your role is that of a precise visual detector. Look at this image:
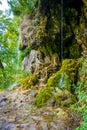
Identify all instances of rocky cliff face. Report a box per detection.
[20,0,87,85]
[18,2,87,127]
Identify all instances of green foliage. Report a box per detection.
[7,0,35,15]
[75,92,87,130]
[0,66,18,90]
[0,11,21,89]
[74,57,87,130]
[0,15,21,62]
[20,48,31,61]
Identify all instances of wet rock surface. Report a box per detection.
[0,87,81,130]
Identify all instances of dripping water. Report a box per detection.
[60,0,64,61]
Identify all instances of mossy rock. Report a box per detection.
[34,87,53,107]
[47,71,71,91]
[54,89,77,107]
[21,74,38,89]
[34,59,78,108]
[47,59,78,91]
[61,59,78,82]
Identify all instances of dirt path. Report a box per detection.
[0,87,81,130]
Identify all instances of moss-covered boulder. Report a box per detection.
[35,86,77,108]
[54,89,77,107]
[47,59,78,91]
[35,59,78,108]
[47,71,71,91]
[35,87,53,107]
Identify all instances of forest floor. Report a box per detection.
[0,87,82,130]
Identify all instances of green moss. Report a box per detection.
[54,90,77,107]
[47,59,78,91]
[37,16,47,39]
[47,71,61,88]
[47,71,71,91]
[69,42,82,59]
[39,45,49,56]
[39,42,53,57]
[34,59,78,108]
[21,74,38,89]
[35,87,53,107]
[61,59,77,82]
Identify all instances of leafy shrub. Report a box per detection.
[8,0,35,15]
[75,57,87,129]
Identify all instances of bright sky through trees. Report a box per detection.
[0,0,9,11]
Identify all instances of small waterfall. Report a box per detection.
[8,30,21,90]
[60,0,64,61]
[8,48,20,90]
[16,35,21,77]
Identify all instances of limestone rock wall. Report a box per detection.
[20,0,87,83]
